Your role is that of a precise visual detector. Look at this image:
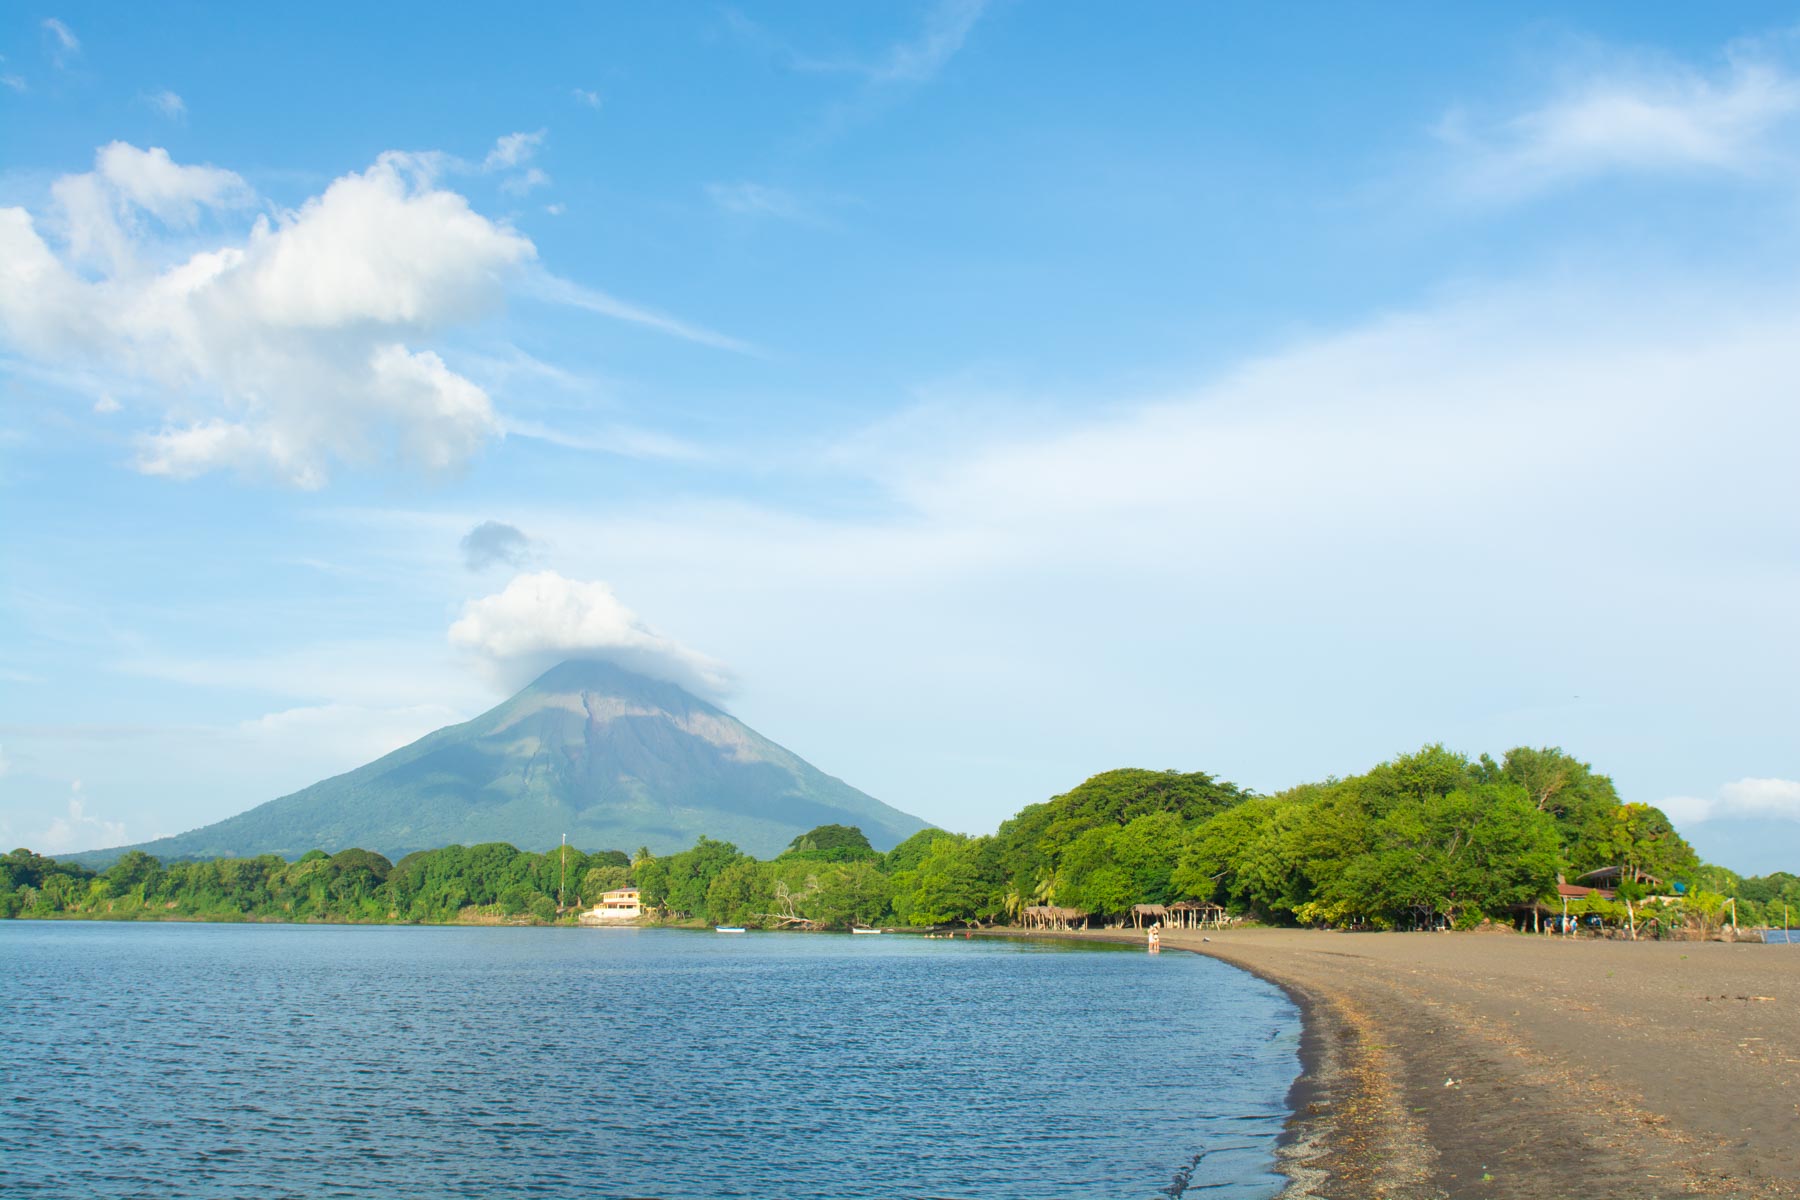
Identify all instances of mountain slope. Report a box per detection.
[78,660,928,864]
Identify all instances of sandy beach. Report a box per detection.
[1063,927,1799,1199]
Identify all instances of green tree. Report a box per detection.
[808,862,893,928]
[658,837,745,917]
[579,865,631,903]
[704,858,773,925]
[1340,784,1559,926]
[884,827,961,874]
[1599,803,1699,884]
[892,834,1001,926]
[781,824,878,862]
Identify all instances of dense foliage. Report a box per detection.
[7,747,1794,931]
[0,842,624,924]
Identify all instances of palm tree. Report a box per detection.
[1001,884,1024,925]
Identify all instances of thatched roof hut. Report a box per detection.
[1022,905,1088,931]
[1131,903,1168,928]
[1166,899,1228,929]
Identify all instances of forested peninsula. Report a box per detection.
[7,744,1796,931]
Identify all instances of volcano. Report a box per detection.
[81,660,928,864]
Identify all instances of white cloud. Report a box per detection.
[1442,55,1800,200]
[501,167,551,197]
[484,132,551,199]
[36,782,127,854]
[42,18,79,64]
[3,142,745,477]
[522,271,755,354]
[146,90,186,121]
[234,156,530,327]
[449,570,733,697]
[92,393,120,414]
[2,73,25,94]
[500,417,708,462]
[484,130,545,171]
[0,145,531,486]
[572,88,602,109]
[0,743,9,776]
[1663,778,1800,826]
[48,142,252,271]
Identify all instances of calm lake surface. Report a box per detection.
[0,923,1299,1200]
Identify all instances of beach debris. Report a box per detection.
[1443,1077,1458,1088]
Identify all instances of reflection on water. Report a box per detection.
[0,923,1298,1199]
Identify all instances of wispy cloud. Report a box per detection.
[115,640,487,711]
[483,131,552,198]
[571,88,602,110]
[437,256,1800,850]
[41,18,79,68]
[484,129,545,171]
[726,0,986,86]
[501,417,710,462]
[501,167,551,197]
[705,181,812,222]
[144,89,186,121]
[867,0,987,85]
[1438,51,1800,201]
[523,271,757,355]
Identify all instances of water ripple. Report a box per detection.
[0,924,1298,1200]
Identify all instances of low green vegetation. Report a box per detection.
[6,744,1796,931]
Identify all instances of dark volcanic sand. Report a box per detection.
[1067,928,1799,1199]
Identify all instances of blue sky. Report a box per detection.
[1,3,1796,873]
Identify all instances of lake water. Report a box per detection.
[0,923,1300,1200]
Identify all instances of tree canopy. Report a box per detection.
[5,744,1771,931]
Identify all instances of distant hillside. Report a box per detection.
[74,660,928,866]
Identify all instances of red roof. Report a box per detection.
[1557,883,1615,899]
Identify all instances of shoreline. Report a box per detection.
[1039,927,1798,1200]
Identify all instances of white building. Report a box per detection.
[578,887,643,924]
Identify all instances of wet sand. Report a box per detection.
[1066,927,1799,1199]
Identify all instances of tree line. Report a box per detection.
[5,745,1796,931]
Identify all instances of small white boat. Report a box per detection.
[851,926,882,935]
[715,926,747,933]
